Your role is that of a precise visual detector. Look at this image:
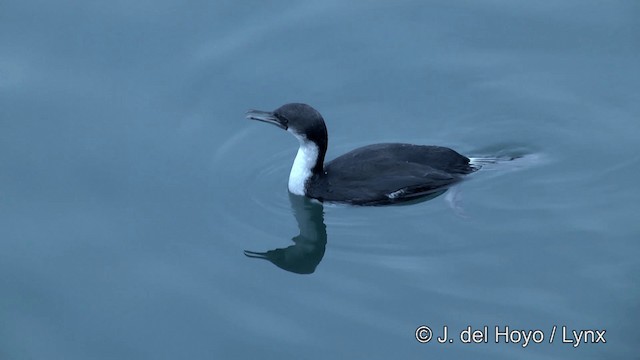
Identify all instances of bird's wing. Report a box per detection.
[313,163,458,205]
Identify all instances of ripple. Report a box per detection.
[215,131,549,261]
[211,127,297,239]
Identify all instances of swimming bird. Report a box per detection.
[246,103,480,205]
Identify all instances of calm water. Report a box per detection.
[1,1,639,359]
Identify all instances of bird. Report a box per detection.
[246,103,481,205]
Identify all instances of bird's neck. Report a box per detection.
[288,136,326,196]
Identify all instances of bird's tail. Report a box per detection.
[469,155,520,170]
[468,153,541,172]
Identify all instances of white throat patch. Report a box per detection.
[288,132,318,196]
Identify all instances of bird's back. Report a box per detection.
[307,143,475,205]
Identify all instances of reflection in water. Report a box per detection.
[244,193,327,274]
[243,148,533,274]
[244,190,449,274]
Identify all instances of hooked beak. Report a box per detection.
[246,109,287,130]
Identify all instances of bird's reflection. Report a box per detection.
[244,193,327,274]
[244,189,452,274]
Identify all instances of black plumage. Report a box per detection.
[310,143,475,205]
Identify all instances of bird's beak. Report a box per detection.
[243,250,269,259]
[246,109,287,130]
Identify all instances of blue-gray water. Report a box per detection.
[1,1,639,359]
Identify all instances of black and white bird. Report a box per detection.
[246,103,484,205]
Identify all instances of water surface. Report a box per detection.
[1,1,639,359]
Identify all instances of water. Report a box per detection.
[1,1,639,359]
